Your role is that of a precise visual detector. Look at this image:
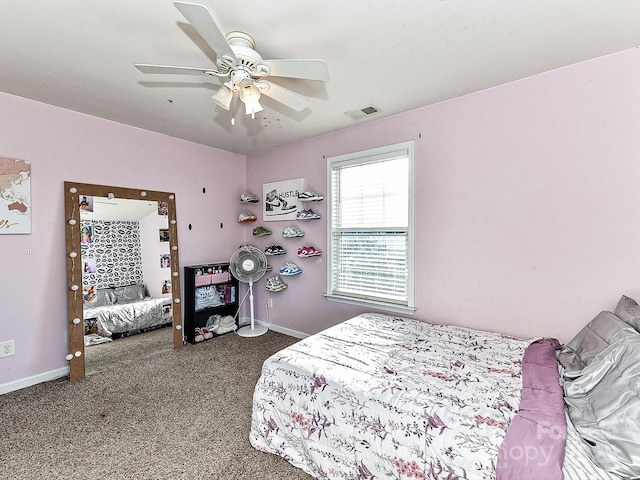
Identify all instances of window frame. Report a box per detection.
[325,141,415,314]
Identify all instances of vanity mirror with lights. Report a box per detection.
[64,182,183,381]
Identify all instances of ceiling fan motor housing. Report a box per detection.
[217,31,265,77]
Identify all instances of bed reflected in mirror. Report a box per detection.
[64,182,183,381]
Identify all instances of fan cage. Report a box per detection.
[230,246,267,283]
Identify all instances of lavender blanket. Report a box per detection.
[497,338,566,480]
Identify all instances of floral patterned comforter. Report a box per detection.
[250,313,533,480]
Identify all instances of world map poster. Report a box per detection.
[0,157,31,234]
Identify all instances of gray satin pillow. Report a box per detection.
[557,311,634,372]
[614,295,640,332]
[114,284,146,303]
[563,328,640,477]
[94,288,116,307]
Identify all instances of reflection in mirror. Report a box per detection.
[64,182,183,381]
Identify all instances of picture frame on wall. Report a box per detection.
[83,257,97,275]
[262,177,303,222]
[157,201,168,216]
[83,285,97,304]
[0,157,31,235]
[79,195,93,212]
[81,225,93,243]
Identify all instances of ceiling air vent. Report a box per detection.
[344,104,382,121]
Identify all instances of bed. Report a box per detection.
[250,308,639,479]
[83,284,172,340]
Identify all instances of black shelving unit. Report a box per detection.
[183,262,239,344]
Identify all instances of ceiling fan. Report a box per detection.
[135,2,329,119]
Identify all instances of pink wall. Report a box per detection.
[246,47,640,343]
[0,92,245,388]
[3,46,640,391]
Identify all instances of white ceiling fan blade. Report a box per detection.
[173,2,236,65]
[256,59,329,82]
[255,80,311,112]
[135,64,219,76]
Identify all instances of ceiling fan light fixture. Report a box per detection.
[237,77,253,90]
[240,84,263,117]
[212,85,233,110]
[244,99,263,118]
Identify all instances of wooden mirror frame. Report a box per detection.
[64,181,183,381]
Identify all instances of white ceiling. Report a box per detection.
[2,1,640,157]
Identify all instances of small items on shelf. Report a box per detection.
[194,327,213,342]
[297,245,322,257]
[265,275,288,292]
[239,212,257,222]
[279,262,302,276]
[282,225,305,238]
[297,191,324,202]
[240,192,259,203]
[253,226,272,236]
[264,244,287,255]
[184,262,239,344]
[296,209,321,220]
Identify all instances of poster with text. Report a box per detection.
[262,177,303,221]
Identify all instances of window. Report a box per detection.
[326,141,414,312]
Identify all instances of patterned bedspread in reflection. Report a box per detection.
[84,297,171,337]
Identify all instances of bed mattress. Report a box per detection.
[250,312,617,480]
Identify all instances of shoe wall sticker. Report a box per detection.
[262,177,304,222]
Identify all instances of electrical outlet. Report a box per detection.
[0,340,15,358]
[267,298,273,308]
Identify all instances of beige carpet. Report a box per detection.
[0,327,313,480]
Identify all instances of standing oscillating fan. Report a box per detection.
[229,246,268,337]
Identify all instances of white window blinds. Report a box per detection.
[327,142,414,308]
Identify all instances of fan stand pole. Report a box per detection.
[237,281,268,337]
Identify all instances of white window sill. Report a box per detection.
[324,294,416,316]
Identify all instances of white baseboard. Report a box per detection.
[239,316,308,339]
[258,320,309,339]
[0,366,69,396]
[1,321,308,396]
